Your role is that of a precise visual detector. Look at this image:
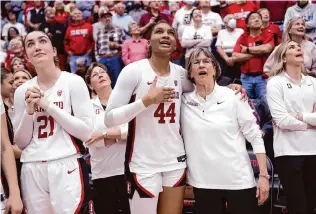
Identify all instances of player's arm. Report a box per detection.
[266,79,308,131]
[180,67,194,93]
[44,76,94,142]
[13,85,34,150]
[104,65,147,127]
[1,113,23,214]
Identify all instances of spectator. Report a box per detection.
[112,2,134,37]
[65,2,76,14]
[93,7,108,41]
[54,0,70,27]
[171,38,184,66]
[169,2,179,25]
[75,0,95,21]
[258,8,282,45]
[13,69,32,91]
[139,0,170,40]
[16,2,26,24]
[2,10,26,41]
[95,11,125,88]
[223,0,259,31]
[284,0,316,43]
[10,57,26,73]
[1,69,14,119]
[172,0,195,39]
[92,4,100,24]
[200,0,223,36]
[75,57,88,79]
[264,17,316,77]
[232,12,274,101]
[122,22,148,65]
[128,0,147,25]
[266,40,316,214]
[40,6,67,71]
[3,27,20,51]
[216,14,244,80]
[64,8,94,73]
[26,0,45,31]
[181,9,212,60]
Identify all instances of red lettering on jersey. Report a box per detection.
[37,116,55,139]
[53,101,64,109]
[154,103,176,124]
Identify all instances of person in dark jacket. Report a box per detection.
[26,0,45,31]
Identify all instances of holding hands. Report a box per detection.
[25,86,49,115]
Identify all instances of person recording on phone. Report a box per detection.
[232,12,274,102]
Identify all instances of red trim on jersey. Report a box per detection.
[133,174,155,198]
[173,169,186,187]
[74,159,84,214]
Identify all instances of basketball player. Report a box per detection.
[13,31,94,214]
[1,98,23,214]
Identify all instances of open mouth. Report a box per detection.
[198,71,207,76]
[295,53,303,58]
[159,40,171,47]
[99,79,106,83]
[34,53,45,57]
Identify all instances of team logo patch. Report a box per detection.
[126,181,131,194]
[287,83,292,89]
[57,90,63,96]
[187,101,199,106]
[174,80,178,86]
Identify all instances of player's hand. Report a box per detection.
[256,177,270,206]
[227,84,248,101]
[5,194,23,214]
[36,94,50,111]
[143,76,175,107]
[86,131,104,145]
[25,86,43,115]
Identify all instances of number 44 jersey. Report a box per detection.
[106,59,191,174]
[13,72,93,162]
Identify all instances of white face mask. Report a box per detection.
[183,0,195,5]
[227,18,236,29]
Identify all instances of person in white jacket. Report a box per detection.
[283,0,316,43]
[181,48,269,214]
[266,40,316,214]
[84,63,130,214]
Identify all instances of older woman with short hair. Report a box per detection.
[181,48,269,214]
[266,40,316,214]
[264,17,316,76]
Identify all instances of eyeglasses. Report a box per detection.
[192,58,212,66]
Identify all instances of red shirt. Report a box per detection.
[224,2,259,31]
[55,11,70,27]
[262,23,282,45]
[171,38,183,61]
[260,1,295,22]
[5,52,35,76]
[233,31,274,75]
[64,21,95,55]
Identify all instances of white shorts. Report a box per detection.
[126,168,186,198]
[21,155,90,214]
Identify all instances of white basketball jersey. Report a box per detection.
[126,59,186,174]
[19,72,86,162]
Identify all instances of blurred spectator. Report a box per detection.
[233,12,274,101]
[258,8,282,45]
[75,0,95,21]
[4,38,32,73]
[122,22,148,65]
[3,27,20,51]
[260,1,295,29]
[171,38,184,66]
[95,11,125,88]
[139,0,170,40]
[75,57,88,79]
[26,0,45,31]
[64,8,94,73]
[169,2,179,25]
[65,2,76,13]
[93,7,108,41]
[181,9,212,59]
[13,69,32,91]
[222,0,259,31]
[265,17,316,77]
[103,0,115,14]
[17,2,26,24]
[2,10,26,41]
[0,40,7,64]
[92,4,100,24]
[284,0,316,43]
[216,14,243,80]
[128,0,147,25]
[1,10,9,31]
[112,2,134,37]
[172,0,195,39]
[54,0,70,27]
[200,0,223,36]
[10,57,26,73]
[10,0,22,13]
[159,1,171,16]
[40,6,67,71]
